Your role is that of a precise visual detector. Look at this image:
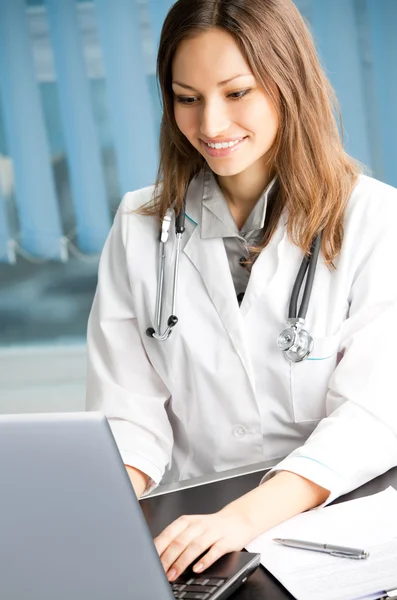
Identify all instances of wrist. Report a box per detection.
[219,487,267,539]
[125,464,150,498]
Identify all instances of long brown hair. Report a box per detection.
[140,0,361,265]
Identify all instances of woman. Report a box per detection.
[86,0,397,583]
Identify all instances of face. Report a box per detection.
[171,28,279,179]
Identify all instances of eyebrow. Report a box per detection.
[172,74,253,91]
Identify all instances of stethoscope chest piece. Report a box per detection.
[277,233,322,363]
[277,320,313,363]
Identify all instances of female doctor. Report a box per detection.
[86,0,397,583]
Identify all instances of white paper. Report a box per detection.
[246,487,397,600]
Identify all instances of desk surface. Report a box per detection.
[140,465,397,600]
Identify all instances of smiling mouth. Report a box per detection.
[203,137,246,149]
[201,136,248,157]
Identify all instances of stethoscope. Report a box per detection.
[146,204,186,341]
[146,203,322,363]
[276,234,322,362]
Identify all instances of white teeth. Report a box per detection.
[207,138,243,149]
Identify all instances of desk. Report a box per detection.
[140,463,397,600]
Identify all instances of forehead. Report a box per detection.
[172,28,252,82]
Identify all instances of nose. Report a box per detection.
[199,99,230,139]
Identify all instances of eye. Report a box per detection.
[228,89,251,100]
[174,96,199,105]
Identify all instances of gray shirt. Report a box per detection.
[200,168,278,300]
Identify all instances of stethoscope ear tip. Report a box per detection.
[146,327,155,338]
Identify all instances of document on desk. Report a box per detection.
[246,487,397,600]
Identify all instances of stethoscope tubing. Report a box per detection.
[147,202,186,340]
[171,233,183,316]
[289,233,322,320]
[154,241,166,333]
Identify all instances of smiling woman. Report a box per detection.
[86,0,397,588]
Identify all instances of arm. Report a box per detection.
[221,470,329,530]
[86,193,174,494]
[154,471,328,582]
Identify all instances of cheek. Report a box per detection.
[174,105,196,140]
[242,99,279,144]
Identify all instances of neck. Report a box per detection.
[215,159,274,230]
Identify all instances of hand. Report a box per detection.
[153,471,330,582]
[153,505,258,582]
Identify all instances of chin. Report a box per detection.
[206,160,250,178]
[208,166,240,177]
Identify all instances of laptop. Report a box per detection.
[0,412,260,600]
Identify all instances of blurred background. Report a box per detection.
[0,0,396,413]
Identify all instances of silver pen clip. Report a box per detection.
[330,550,368,559]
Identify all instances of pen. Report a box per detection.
[379,588,397,599]
[272,538,369,559]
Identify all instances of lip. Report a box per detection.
[200,136,248,158]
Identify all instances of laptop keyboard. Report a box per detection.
[171,575,226,598]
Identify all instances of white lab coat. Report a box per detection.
[86,170,397,502]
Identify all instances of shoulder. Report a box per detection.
[340,174,397,269]
[119,184,157,212]
[112,184,158,245]
[346,174,397,225]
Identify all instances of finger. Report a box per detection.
[167,532,220,582]
[154,515,192,556]
[192,541,229,574]
[160,524,206,576]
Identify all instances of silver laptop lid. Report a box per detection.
[0,411,174,600]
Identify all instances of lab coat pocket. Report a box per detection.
[290,333,340,423]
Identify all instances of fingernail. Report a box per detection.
[193,562,204,573]
[168,569,177,581]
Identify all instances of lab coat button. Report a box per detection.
[233,425,247,438]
